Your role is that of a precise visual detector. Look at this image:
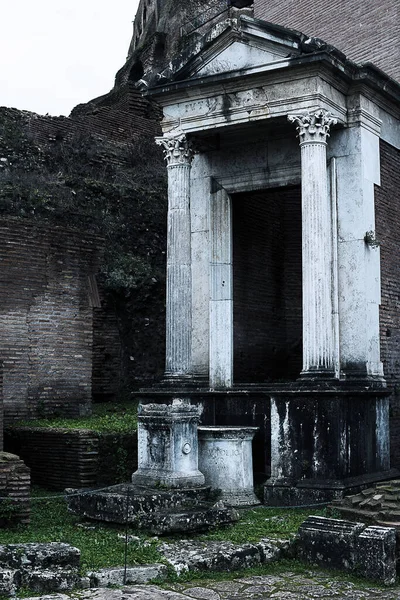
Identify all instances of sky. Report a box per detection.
[0,1,140,117]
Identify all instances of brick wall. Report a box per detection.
[254,0,399,82]
[0,453,30,525]
[5,427,138,490]
[92,288,122,403]
[0,217,100,424]
[27,83,160,146]
[375,140,400,468]
[0,364,3,451]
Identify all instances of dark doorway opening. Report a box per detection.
[232,185,302,382]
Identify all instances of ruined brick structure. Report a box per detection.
[254,0,399,82]
[0,218,100,422]
[375,142,400,468]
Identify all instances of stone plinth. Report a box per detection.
[66,484,239,534]
[198,426,259,506]
[264,384,397,506]
[131,399,205,488]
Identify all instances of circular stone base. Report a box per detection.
[219,489,260,507]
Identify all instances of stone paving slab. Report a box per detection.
[20,571,400,599]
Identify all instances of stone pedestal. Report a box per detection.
[132,399,205,488]
[264,384,397,506]
[198,426,259,506]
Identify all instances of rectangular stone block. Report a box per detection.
[355,526,396,586]
[297,516,364,571]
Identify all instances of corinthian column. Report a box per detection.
[288,110,337,377]
[156,132,195,377]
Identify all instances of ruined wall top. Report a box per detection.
[122,0,398,85]
[118,1,253,86]
[255,0,399,83]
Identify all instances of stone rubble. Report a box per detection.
[159,537,291,575]
[0,543,81,597]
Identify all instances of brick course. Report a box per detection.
[375,140,400,468]
[254,0,399,82]
[0,217,100,423]
[5,427,138,490]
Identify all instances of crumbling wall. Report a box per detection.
[0,217,100,423]
[254,0,399,82]
[375,140,400,468]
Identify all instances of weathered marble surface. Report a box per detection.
[132,400,204,489]
[20,571,400,599]
[198,426,259,506]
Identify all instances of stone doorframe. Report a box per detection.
[207,110,342,388]
[208,165,304,388]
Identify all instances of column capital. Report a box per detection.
[288,109,337,144]
[155,132,195,167]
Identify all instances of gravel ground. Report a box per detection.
[21,571,400,599]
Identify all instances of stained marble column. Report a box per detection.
[288,110,337,377]
[156,133,194,377]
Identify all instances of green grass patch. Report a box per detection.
[12,402,138,434]
[196,506,327,543]
[0,488,160,573]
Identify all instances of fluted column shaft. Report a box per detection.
[288,110,337,376]
[156,133,194,377]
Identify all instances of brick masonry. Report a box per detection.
[375,140,400,469]
[5,427,138,491]
[0,453,30,525]
[0,217,100,424]
[254,0,399,82]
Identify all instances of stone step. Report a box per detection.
[66,484,213,525]
[66,484,238,534]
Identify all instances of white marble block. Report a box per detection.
[198,426,259,506]
[132,399,205,488]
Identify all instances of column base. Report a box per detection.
[132,468,205,489]
[264,469,400,507]
[159,374,209,389]
[299,369,337,381]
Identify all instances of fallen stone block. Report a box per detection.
[88,563,167,587]
[67,485,239,535]
[297,516,364,571]
[355,525,396,586]
[136,500,240,535]
[0,569,20,597]
[159,537,290,576]
[0,542,80,570]
[0,543,81,597]
[297,516,397,585]
[66,484,211,524]
[20,568,81,594]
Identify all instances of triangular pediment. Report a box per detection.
[195,38,294,77]
[162,16,306,83]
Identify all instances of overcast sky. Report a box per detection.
[0,1,140,117]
